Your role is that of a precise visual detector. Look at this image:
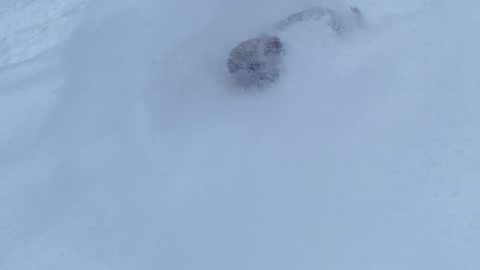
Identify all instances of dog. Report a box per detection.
[227,7,363,88]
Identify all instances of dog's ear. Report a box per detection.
[264,36,283,55]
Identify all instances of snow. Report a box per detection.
[0,0,89,67]
[1,0,480,269]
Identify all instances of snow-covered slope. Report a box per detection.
[0,0,90,67]
[1,0,480,269]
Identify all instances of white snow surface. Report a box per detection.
[1,0,480,269]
